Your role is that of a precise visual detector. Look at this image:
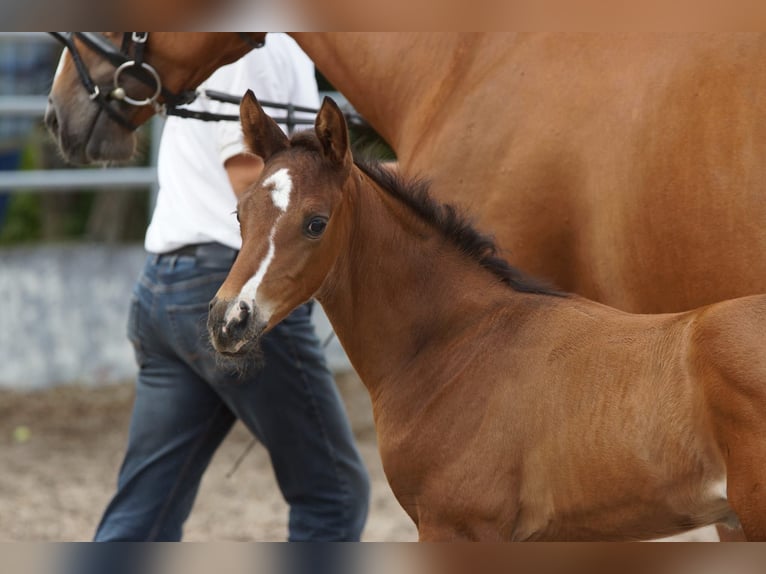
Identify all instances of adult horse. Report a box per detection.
[46,33,766,316]
[46,33,760,540]
[208,92,766,541]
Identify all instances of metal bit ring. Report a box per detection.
[112,60,162,107]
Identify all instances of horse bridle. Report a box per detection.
[49,32,327,132]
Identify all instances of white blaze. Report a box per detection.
[267,168,292,211]
[226,168,292,324]
[54,50,68,81]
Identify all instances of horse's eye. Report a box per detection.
[304,216,328,239]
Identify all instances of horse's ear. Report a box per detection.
[315,97,351,171]
[239,89,289,161]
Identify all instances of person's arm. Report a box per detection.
[224,153,265,198]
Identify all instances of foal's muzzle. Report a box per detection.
[207,297,266,355]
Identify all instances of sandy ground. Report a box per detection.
[0,372,416,542]
[0,372,718,542]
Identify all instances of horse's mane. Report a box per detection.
[290,133,565,297]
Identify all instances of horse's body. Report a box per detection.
[47,33,766,314]
[207,94,766,541]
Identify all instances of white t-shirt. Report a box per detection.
[144,34,319,254]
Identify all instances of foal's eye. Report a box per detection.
[304,216,328,239]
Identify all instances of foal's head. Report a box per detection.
[208,91,353,357]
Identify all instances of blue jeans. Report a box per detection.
[94,247,369,541]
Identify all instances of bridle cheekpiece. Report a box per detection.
[49,32,264,130]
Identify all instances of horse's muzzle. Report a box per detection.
[207,296,266,355]
[44,99,60,139]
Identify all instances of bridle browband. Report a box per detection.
[49,32,337,132]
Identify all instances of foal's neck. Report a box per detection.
[316,169,536,397]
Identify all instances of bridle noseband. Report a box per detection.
[49,32,265,130]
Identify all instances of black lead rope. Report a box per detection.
[169,90,319,134]
[173,91,367,133]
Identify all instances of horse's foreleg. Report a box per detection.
[416,514,509,541]
[725,440,766,541]
[693,298,766,541]
[715,522,747,541]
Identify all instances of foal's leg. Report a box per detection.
[414,503,501,541]
[715,522,747,541]
[713,385,766,541]
[694,297,766,541]
[417,522,502,542]
[725,442,766,541]
[716,378,766,541]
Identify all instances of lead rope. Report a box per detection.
[225,437,258,479]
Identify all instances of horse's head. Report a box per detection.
[45,32,262,164]
[208,91,353,358]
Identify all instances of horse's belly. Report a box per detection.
[516,474,737,541]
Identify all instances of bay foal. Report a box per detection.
[208,92,766,541]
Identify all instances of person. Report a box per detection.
[94,34,370,542]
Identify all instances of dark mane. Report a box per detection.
[289,133,565,297]
[358,161,565,297]
[289,132,323,153]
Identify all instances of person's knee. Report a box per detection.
[345,461,371,539]
[287,460,370,541]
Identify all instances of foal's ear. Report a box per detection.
[239,89,289,161]
[315,97,351,170]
